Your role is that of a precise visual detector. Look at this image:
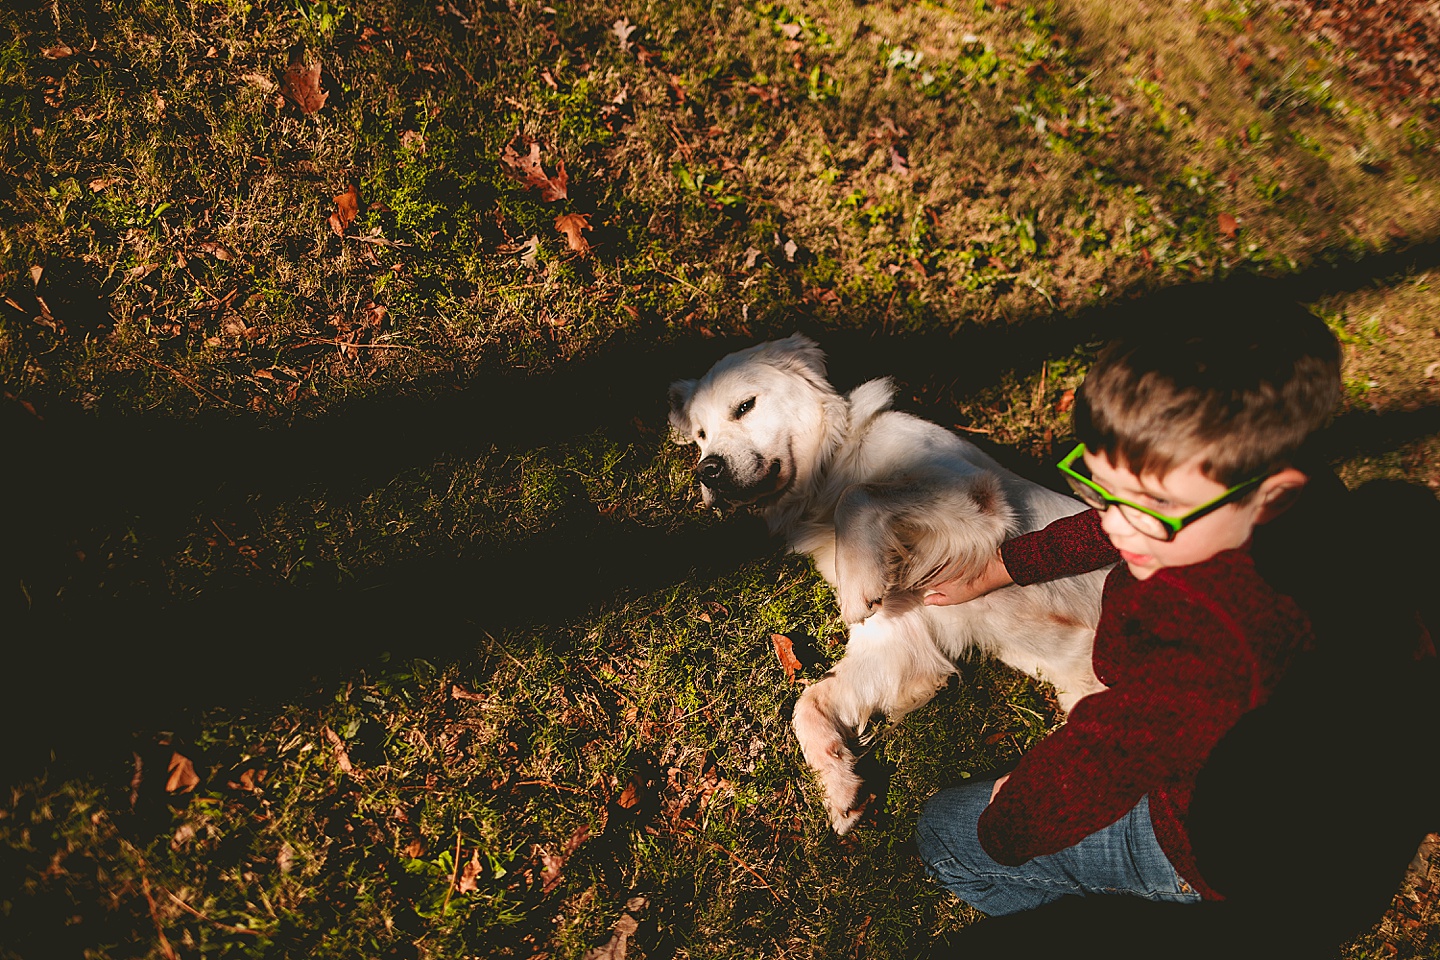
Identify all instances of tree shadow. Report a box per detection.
[11,234,1440,549]
[7,241,1440,783]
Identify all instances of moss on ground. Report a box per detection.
[3,0,1440,956]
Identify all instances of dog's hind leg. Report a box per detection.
[793,610,956,833]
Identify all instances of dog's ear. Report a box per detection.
[667,378,697,444]
[757,332,827,383]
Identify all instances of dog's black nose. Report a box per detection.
[697,455,726,485]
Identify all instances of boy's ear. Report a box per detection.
[1255,467,1309,524]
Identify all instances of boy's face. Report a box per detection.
[1082,450,1290,581]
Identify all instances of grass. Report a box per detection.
[3,0,1440,956]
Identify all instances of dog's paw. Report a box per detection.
[835,558,889,624]
[794,686,871,833]
[826,777,872,835]
[836,583,883,625]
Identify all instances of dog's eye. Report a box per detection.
[734,397,756,419]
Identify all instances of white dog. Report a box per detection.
[669,335,1107,832]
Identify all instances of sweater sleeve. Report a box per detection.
[976,590,1251,865]
[1000,508,1119,585]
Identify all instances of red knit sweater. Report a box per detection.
[976,510,1313,899]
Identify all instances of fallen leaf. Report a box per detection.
[539,848,566,891]
[500,138,568,201]
[281,56,328,114]
[196,241,234,261]
[554,213,593,256]
[611,18,638,52]
[240,71,277,93]
[41,45,75,59]
[540,823,592,892]
[322,725,355,774]
[1424,361,1440,379]
[451,683,487,702]
[456,849,483,893]
[328,183,360,236]
[519,234,540,269]
[1217,212,1239,240]
[227,767,261,791]
[779,22,802,39]
[277,841,295,874]
[888,144,910,177]
[87,177,117,193]
[582,902,644,960]
[165,751,200,794]
[171,822,196,850]
[771,633,803,683]
[404,838,425,858]
[1056,388,1076,414]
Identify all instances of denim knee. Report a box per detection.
[915,781,993,889]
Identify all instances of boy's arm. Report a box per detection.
[923,508,1118,606]
[1001,507,1119,585]
[976,594,1250,865]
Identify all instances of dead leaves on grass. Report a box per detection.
[328,182,360,236]
[770,633,803,683]
[554,212,594,256]
[281,53,328,114]
[581,897,647,960]
[501,137,569,202]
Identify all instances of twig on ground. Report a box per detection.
[164,889,263,936]
[440,831,463,916]
[141,877,182,960]
[677,819,785,903]
[514,779,589,795]
[146,358,239,408]
[297,336,421,352]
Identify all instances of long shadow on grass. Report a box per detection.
[10,236,1440,563]
[8,246,1440,782]
[6,401,1440,787]
[1,506,777,782]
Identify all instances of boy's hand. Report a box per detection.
[922,549,1014,606]
[989,774,1010,802]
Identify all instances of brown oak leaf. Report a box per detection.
[1217,212,1239,240]
[554,212,593,256]
[165,750,200,794]
[582,898,646,960]
[281,56,328,114]
[329,183,360,236]
[456,849,483,893]
[500,138,568,201]
[770,633,803,683]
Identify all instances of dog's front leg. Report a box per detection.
[832,483,900,624]
[833,474,1012,624]
[793,612,957,833]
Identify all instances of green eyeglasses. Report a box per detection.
[1056,444,1267,542]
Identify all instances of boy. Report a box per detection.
[914,306,1342,914]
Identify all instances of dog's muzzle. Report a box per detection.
[697,454,727,487]
[697,455,785,505]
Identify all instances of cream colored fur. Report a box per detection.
[669,335,1107,833]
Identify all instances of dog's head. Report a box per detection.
[668,334,840,510]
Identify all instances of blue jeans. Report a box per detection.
[916,778,1203,916]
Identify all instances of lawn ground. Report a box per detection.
[2,0,1439,956]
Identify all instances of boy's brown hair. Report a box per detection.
[1073,301,1341,486]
